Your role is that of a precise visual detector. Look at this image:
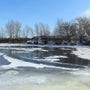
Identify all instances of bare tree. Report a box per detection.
[39,23,43,36]
[35,24,40,36]
[22,25,35,38]
[30,27,34,37]
[6,20,15,39]
[70,20,78,37]
[23,25,30,38]
[44,24,50,36]
[14,21,21,38]
[63,22,70,36]
[76,16,90,36]
[0,27,5,38]
[38,23,50,36]
[54,19,65,37]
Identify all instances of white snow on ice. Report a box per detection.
[20,55,67,62]
[45,55,68,59]
[72,47,90,60]
[0,47,48,52]
[0,52,77,70]
[44,55,68,62]
[21,56,60,62]
[0,52,4,56]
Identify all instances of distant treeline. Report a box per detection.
[0,16,90,41]
[0,38,29,43]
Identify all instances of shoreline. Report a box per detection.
[0,43,90,48]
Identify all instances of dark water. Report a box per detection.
[0,46,90,68]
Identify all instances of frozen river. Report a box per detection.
[0,44,90,90]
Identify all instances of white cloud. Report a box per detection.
[83,8,90,17]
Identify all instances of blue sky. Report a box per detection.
[0,0,90,31]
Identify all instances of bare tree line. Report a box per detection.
[35,23,50,36]
[0,20,51,39]
[54,16,90,37]
[5,20,21,39]
[0,16,90,39]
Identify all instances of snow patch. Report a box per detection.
[45,55,68,59]
[21,55,67,62]
[0,47,48,52]
[72,47,90,60]
[44,55,68,62]
[0,52,4,56]
[1,54,74,70]
[0,53,78,70]
[35,58,60,62]
[2,55,47,69]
